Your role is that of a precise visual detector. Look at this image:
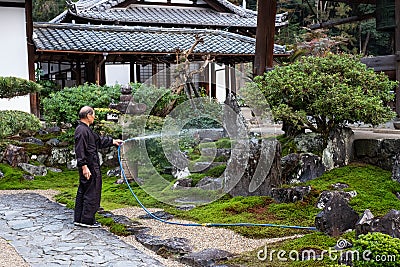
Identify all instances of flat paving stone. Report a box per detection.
[0,193,166,266]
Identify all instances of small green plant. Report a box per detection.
[205,164,226,177]
[352,232,400,267]
[0,110,41,138]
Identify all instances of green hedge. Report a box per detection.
[42,83,121,126]
[0,110,41,138]
[0,76,41,98]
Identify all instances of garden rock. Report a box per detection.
[135,233,192,255]
[294,133,325,154]
[18,163,47,176]
[47,167,62,173]
[315,192,359,236]
[355,209,375,237]
[100,147,119,167]
[21,136,44,146]
[2,144,28,167]
[355,209,400,238]
[331,183,349,190]
[0,170,4,179]
[322,127,354,171]
[138,211,174,220]
[281,153,300,184]
[46,147,75,167]
[46,138,60,146]
[271,186,311,203]
[316,190,357,209]
[36,154,48,164]
[180,248,234,267]
[46,126,61,133]
[201,148,231,159]
[23,174,34,180]
[196,177,223,190]
[224,138,282,197]
[173,167,191,179]
[392,152,400,183]
[107,167,121,177]
[67,158,77,170]
[172,178,193,189]
[355,139,400,171]
[194,129,226,142]
[281,153,325,184]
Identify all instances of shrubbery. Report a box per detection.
[42,83,121,126]
[0,110,41,138]
[352,232,400,267]
[0,76,41,98]
[245,53,398,139]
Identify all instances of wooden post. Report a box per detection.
[130,61,135,83]
[395,0,400,116]
[26,0,39,117]
[225,64,230,98]
[254,0,277,76]
[210,62,216,98]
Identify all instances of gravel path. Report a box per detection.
[0,190,301,266]
[113,207,302,255]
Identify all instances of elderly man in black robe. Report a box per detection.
[74,106,123,228]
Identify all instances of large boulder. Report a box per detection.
[322,127,354,171]
[180,248,234,267]
[355,209,400,238]
[355,139,400,171]
[2,144,28,167]
[224,138,282,197]
[271,186,311,203]
[18,163,47,176]
[294,132,325,154]
[282,153,325,184]
[315,192,359,236]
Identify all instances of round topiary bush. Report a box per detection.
[0,110,41,138]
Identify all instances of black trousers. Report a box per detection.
[74,165,102,225]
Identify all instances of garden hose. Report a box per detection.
[117,142,317,231]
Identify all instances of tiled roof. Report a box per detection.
[33,23,258,55]
[76,5,256,28]
[52,0,288,28]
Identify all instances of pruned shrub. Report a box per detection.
[0,76,41,98]
[352,232,400,266]
[42,83,121,126]
[0,110,41,138]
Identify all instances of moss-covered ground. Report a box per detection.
[0,162,399,266]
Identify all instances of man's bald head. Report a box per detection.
[79,106,94,119]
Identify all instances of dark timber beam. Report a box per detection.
[254,0,277,76]
[395,0,400,116]
[26,0,39,117]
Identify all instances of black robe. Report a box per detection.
[74,121,113,225]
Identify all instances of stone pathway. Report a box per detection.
[0,193,166,267]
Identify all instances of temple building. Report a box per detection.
[32,0,289,101]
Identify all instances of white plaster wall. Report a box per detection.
[0,6,30,113]
[105,64,131,86]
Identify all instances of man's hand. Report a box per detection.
[82,165,91,180]
[113,139,124,146]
